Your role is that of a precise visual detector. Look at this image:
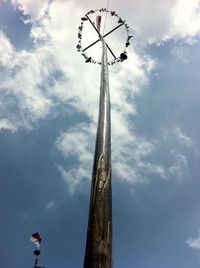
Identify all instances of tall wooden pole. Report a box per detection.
[84,40,112,268]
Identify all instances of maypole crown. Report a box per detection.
[77,8,132,65]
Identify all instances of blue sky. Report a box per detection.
[0,0,200,267]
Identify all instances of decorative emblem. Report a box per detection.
[77,9,133,65]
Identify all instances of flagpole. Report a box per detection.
[31,232,42,268]
[34,256,38,268]
[33,249,40,268]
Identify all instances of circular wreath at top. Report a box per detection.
[76,8,132,65]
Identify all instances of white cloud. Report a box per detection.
[162,126,195,148]
[1,1,155,131]
[46,200,55,210]
[86,0,200,43]
[0,118,17,132]
[55,119,168,190]
[8,0,200,43]
[168,150,188,180]
[56,123,94,163]
[10,0,49,21]
[0,31,54,129]
[171,46,190,63]
[1,0,199,133]
[55,123,94,193]
[0,31,14,68]
[0,1,195,191]
[55,115,191,191]
[111,113,158,184]
[56,164,91,193]
[137,161,166,179]
[187,230,200,250]
[171,0,200,41]
[173,127,194,147]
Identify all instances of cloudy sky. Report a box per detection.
[0,0,200,267]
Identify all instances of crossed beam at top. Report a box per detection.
[83,15,124,60]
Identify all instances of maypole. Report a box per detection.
[84,38,112,267]
[77,8,131,268]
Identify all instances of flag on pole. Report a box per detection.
[96,15,102,32]
[30,232,42,249]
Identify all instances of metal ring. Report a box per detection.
[76,9,132,65]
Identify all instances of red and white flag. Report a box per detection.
[96,15,102,32]
[30,232,42,249]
